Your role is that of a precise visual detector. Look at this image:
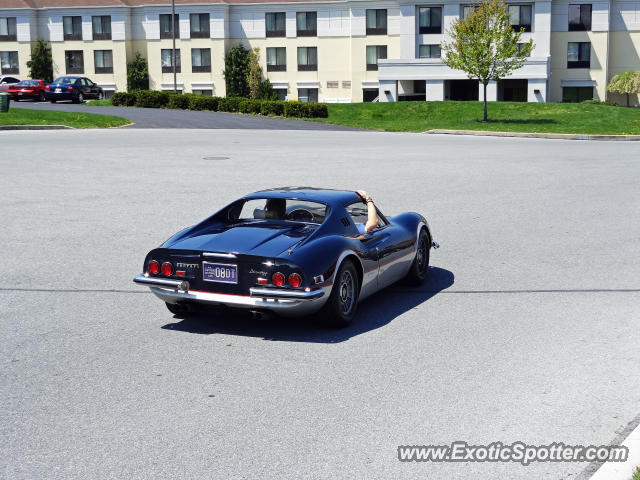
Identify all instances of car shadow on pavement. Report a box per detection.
[160,266,454,343]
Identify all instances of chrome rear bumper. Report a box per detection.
[133,274,327,316]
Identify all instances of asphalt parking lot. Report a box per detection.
[1,129,639,480]
[10,99,358,130]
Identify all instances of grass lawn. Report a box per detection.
[86,98,114,106]
[308,101,640,134]
[0,107,130,128]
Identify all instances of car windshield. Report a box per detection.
[232,198,329,224]
[53,77,76,84]
[17,80,39,86]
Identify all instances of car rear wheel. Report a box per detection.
[50,99,56,103]
[405,229,430,285]
[74,93,84,104]
[318,259,359,328]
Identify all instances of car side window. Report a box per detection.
[345,202,387,231]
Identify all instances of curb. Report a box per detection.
[0,125,74,130]
[589,419,640,480]
[424,129,640,141]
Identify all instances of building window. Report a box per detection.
[190,13,210,38]
[567,42,590,68]
[266,12,286,37]
[160,14,179,39]
[161,49,181,73]
[192,89,212,96]
[418,44,441,58]
[366,45,387,71]
[516,42,531,55]
[418,7,442,34]
[65,50,84,74]
[297,47,317,71]
[0,51,18,74]
[274,88,287,100]
[0,17,17,41]
[63,16,82,40]
[191,48,211,72]
[296,12,317,36]
[327,80,339,88]
[508,5,532,32]
[562,86,593,102]
[462,6,480,18]
[94,50,113,74]
[92,16,111,40]
[568,4,592,31]
[298,88,318,102]
[366,9,387,35]
[266,47,286,71]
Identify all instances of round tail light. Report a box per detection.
[161,262,173,276]
[45,85,50,91]
[272,272,285,287]
[148,260,160,275]
[288,273,302,288]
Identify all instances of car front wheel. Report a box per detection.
[318,259,360,328]
[405,229,430,285]
[97,91,104,100]
[165,302,188,315]
[38,92,46,102]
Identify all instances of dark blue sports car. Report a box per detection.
[133,187,438,326]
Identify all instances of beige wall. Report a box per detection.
[607,31,640,106]
[0,41,32,78]
[50,39,128,92]
[549,31,608,102]
[146,38,226,94]
[230,35,399,102]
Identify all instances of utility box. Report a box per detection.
[0,93,10,113]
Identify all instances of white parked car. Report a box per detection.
[0,75,20,93]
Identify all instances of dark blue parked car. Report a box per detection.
[45,76,104,103]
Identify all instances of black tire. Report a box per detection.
[74,93,83,104]
[405,229,430,285]
[318,259,360,328]
[38,91,46,102]
[165,302,188,315]
[50,99,56,103]
[97,91,104,100]
[13,97,19,102]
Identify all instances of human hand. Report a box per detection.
[355,190,371,202]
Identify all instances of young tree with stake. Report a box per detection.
[441,0,534,122]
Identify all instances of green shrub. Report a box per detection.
[581,99,619,106]
[134,90,169,108]
[167,92,190,109]
[283,102,329,118]
[260,100,285,116]
[111,92,137,106]
[188,94,216,111]
[307,102,328,118]
[239,99,263,114]
[218,97,243,112]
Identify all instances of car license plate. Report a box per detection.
[203,262,237,284]
[18,92,22,95]
[55,88,61,93]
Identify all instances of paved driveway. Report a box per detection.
[10,99,357,130]
[1,129,639,480]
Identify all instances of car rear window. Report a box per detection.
[17,80,39,86]
[53,77,76,84]
[233,198,329,224]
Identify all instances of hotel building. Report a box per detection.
[1,0,639,104]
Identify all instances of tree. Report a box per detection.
[127,52,149,91]
[27,40,53,83]
[607,71,640,106]
[441,0,534,122]
[223,45,251,97]
[248,47,263,99]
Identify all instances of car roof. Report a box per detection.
[245,187,360,206]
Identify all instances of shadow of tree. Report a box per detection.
[161,266,454,343]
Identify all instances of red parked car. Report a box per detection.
[7,79,47,102]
